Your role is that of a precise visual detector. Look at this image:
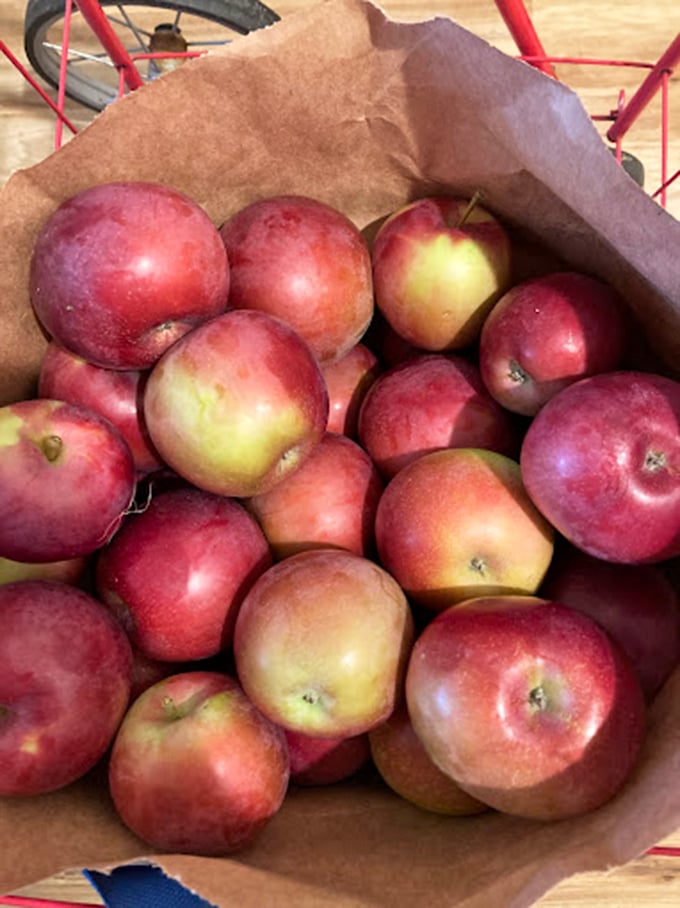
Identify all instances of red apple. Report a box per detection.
[520,370,680,564]
[357,353,520,479]
[29,181,230,370]
[0,580,133,796]
[95,487,273,662]
[405,595,646,820]
[368,705,488,816]
[371,195,512,351]
[321,343,381,438]
[108,671,289,855]
[38,341,162,475]
[246,432,383,560]
[540,543,680,700]
[0,398,136,562]
[220,195,374,363]
[479,271,630,416]
[143,309,329,498]
[284,728,371,786]
[374,448,554,612]
[233,548,415,738]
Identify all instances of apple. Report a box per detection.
[143,309,329,498]
[539,542,680,700]
[108,671,289,855]
[246,432,384,560]
[95,486,273,663]
[219,194,374,363]
[233,548,415,738]
[0,580,133,796]
[357,353,520,479]
[371,195,512,351]
[374,448,555,612]
[405,595,646,820]
[284,727,371,786]
[29,181,230,370]
[321,343,381,438]
[520,370,680,564]
[368,705,488,816]
[479,271,630,416]
[0,554,89,586]
[0,398,136,563]
[38,341,163,476]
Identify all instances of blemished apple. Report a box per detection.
[108,671,290,855]
[539,542,680,700]
[321,343,381,438]
[246,432,384,560]
[520,370,680,564]
[0,580,133,796]
[38,341,162,476]
[29,181,230,371]
[220,194,374,363]
[143,309,329,498]
[284,727,371,786]
[0,398,136,563]
[368,705,488,816]
[95,487,273,663]
[357,353,520,479]
[233,548,415,738]
[478,271,630,416]
[371,195,512,351]
[405,595,646,821]
[374,447,555,612]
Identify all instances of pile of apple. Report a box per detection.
[0,182,679,855]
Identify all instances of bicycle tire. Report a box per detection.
[24,0,280,111]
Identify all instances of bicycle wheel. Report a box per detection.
[24,0,280,111]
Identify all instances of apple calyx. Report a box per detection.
[40,434,63,463]
[457,190,483,229]
[508,360,530,386]
[644,449,666,472]
[469,556,487,576]
[528,686,549,712]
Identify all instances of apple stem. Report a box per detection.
[41,434,63,463]
[162,695,183,721]
[457,190,483,228]
[508,360,530,385]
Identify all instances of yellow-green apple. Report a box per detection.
[0,398,136,563]
[321,343,381,438]
[405,595,646,820]
[368,705,488,816]
[95,487,272,662]
[29,181,230,370]
[520,370,680,564]
[246,432,383,560]
[0,554,89,586]
[108,671,289,855]
[0,580,133,795]
[143,309,329,498]
[540,542,680,701]
[219,195,374,363]
[479,272,630,416]
[371,195,512,351]
[374,448,554,612]
[357,353,520,479]
[233,548,415,737]
[283,728,371,786]
[38,341,162,476]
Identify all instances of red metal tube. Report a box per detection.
[73,0,145,92]
[607,33,680,143]
[493,0,557,77]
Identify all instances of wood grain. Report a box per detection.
[0,1,679,905]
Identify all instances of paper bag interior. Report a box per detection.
[1,1,679,905]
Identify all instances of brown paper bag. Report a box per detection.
[1,1,679,904]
